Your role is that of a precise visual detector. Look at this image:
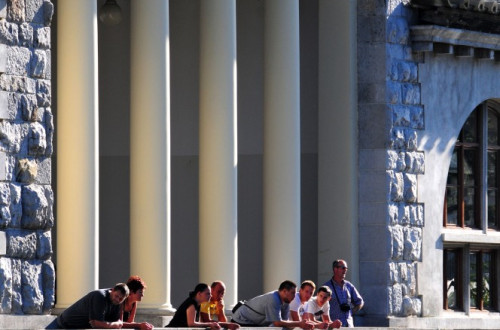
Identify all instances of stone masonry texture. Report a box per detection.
[0,0,54,315]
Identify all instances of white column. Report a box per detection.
[263,0,301,292]
[130,0,172,310]
[56,1,99,307]
[199,0,238,306]
[318,0,358,284]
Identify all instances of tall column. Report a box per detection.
[130,0,172,310]
[199,0,238,306]
[263,0,301,292]
[57,1,99,307]
[317,0,358,284]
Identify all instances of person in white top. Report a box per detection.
[303,286,342,329]
[289,280,316,321]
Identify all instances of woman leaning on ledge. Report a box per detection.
[167,283,239,330]
[121,275,154,330]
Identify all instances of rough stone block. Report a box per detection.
[21,260,43,314]
[0,20,18,46]
[35,26,49,49]
[0,75,36,93]
[11,258,21,313]
[393,105,411,127]
[391,225,404,260]
[387,150,398,170]
[389,283,403,315]
[410,105,424,129]
[386,80,401,104]
[25,0,44,24]
[0,121,23,154]
[34,157,50,184]
[8,0,25,23]
[31,49,48,78]
[43,0,53,26]
[0,257,12,313]
[0,231,5,255]
[387,17,409,45]
[21,184,50,229]
[410,203,424,227]
[405,151,425,174]
[7,46,31,76]
[403,227,422,261]
[9,183,21,227]
[36,79,50,107]
[402,296,421,316]
[0,152,14,181]
[42,260,54,312]
[36,229,50,259]
[0,44,6,73]
[18,22,33,47]
[406,129,418,151]
[402,83,420,105]
[388,203,399,225]
[403,173,417,202]
[16,158,37,183]
[398,203,410,225]
[43,108,52,156]
[391,128,405,150]
[20,93,37,121]
[389,171,404,202]
[7,229,36,258]
[28,122,46,156]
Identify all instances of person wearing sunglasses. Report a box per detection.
[323,260,364,327]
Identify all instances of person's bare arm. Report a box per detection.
[186,305,220,329]
[272,319,315,329]
[90,319,123,329]
[290,310,301,321]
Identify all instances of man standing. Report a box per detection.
[51,283,129,329]
[231,280,315,329]
[289,280,315,321]
[323,260,364,327]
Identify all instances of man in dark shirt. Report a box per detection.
[49,283,129,329]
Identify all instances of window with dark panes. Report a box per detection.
[443,101,500,313]
[445,110,479,228]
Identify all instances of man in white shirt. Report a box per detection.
[289,280,316,321]
[303,286,342,329]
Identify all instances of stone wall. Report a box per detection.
[0,0,54,314]
[385,0,423,317]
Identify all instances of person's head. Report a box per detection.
[316,286,332,307]
[299,280,316,303]
[126,275,147,302]
[332,259,348,282]
[210,281,226,302]
[278,280,297,304]
[189,283,211,304]
[110,283,129,305]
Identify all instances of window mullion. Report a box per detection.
[480,104,488,233]
[464,245,471,315]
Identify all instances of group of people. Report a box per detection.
[47,259,363,329]
[167,259,363,329]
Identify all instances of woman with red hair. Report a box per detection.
[122,275,154,330]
